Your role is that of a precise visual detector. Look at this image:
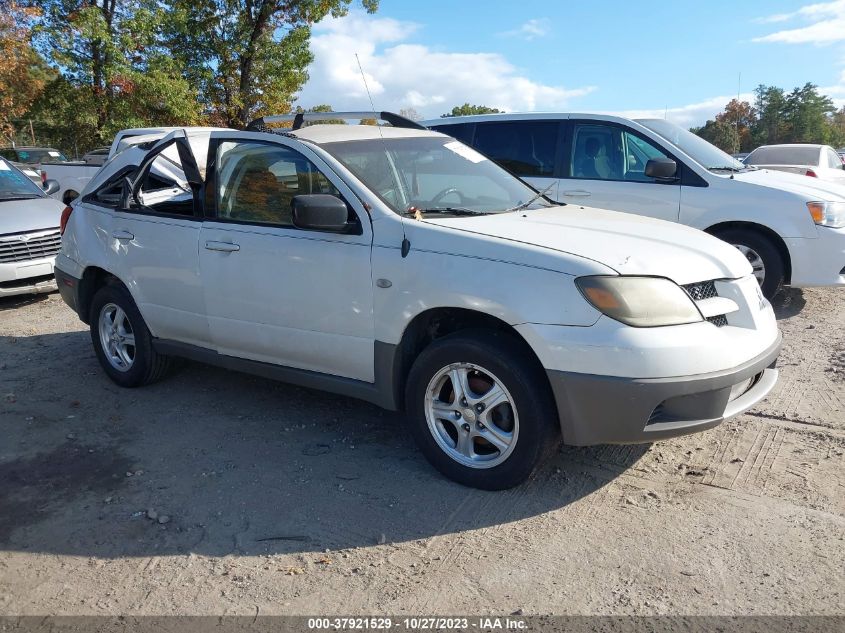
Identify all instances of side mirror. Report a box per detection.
[43,179,60,196]
[645,158,678,181]
[292,194,352,232]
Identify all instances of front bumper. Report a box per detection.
[786,225,845,287]
[547,333,782,445]
[0,257,57,298]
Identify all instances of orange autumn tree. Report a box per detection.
[0,1,50,144]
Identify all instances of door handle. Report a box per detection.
[111,230,134,241]
[205,240,240,253]
[561,190,591,198]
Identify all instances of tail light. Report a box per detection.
[41,170,47,184]
[806,169,818,178]
[59,205,73,235]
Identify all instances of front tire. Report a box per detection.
[405,330,558,490]
[714,228,785,300]
[89,283,171,387]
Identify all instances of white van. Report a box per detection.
[427,113,845,299]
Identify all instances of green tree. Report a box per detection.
[715,99,756,153]
[691,119,739,153]
[784,82,836,144]
[166,0,378,129]
[33,0,203,145]
[441,103,502,117]
[752,84,788,145]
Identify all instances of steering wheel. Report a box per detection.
[429,187,466,206]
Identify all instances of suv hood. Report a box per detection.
[733,168,845,201]
[0,197,64,235]
[423,205,751,285]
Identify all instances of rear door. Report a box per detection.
[561,120,681,223]
[106,133,211,347]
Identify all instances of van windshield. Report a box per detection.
[322,136,554,216]
[637,119,746,172]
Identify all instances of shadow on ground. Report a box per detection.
[0,331,648,559]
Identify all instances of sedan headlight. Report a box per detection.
[576,276,703,327]
[807,201,845,228]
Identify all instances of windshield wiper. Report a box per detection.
[503,182,558,213]
[404,207,487,217]
[708,165,744,172]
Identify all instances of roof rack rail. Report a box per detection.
[247,111,427,132]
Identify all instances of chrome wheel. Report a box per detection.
[424,363,519,469]
[734,243,766,285]
[98,303,136,372]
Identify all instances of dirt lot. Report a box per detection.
[0,288,843,616]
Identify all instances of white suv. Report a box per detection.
[427,113,845,299]
[54,112,781,489]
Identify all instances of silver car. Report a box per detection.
[0,158,64,298]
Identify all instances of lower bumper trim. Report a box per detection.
[547,334,782,446]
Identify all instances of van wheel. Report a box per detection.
[89,283,171,387]
[405,330,558,490]
[714,228,784,299]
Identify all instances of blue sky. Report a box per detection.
[296,0,845,127]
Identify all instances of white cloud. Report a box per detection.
[295,14,593,117]
[753,0,845,44]
[611,93,755,129]
[501,18,551,41]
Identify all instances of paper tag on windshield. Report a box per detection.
[444,141,486,164]
[0,161,9,170]
[48,151,61,157]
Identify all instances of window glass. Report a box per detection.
[216,141,341,226]
[323,137,552,216]
[431,123,474,145]
[826,148,842,169]
[136,144,194,216]
[745,146,821,166]
[571,124,670,182]
[0,158,45,199]
[471,121,559,177]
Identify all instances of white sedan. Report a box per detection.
[745,144,845,184]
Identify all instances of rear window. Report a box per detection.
[746,146,820,166]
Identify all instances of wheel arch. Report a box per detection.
[705,221,792,284]
[77,266,123,324]
[383,307,550,412]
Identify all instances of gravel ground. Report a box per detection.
[0,288,843,616]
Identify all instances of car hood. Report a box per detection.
[422,205,751,285]
[733,168,845,201]
[0,197,64,234]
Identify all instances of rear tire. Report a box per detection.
[89,283,171,387]
[405,330,558,490]
[714,228,784,300]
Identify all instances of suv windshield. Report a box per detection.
[636,119,745,172]
[0,159,45,200]
[323,136,554,216]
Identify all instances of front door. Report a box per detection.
[198,137,375,382]
[561,121,681,223]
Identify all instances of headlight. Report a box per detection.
[807,201,845,228]
[576,276,702,327]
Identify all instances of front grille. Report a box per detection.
[707,315,728,327]
[0,229,61,263]
[683,280,717,301]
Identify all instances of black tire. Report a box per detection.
[713,228,785,300]
[405,330,559,490]
[89,282,171,387]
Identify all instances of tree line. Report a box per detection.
[692,83,845,154]
[1,0,379,154]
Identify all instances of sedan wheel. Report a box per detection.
[424,362,519,469]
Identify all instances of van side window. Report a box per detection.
[472,121,559,177]
[571,124,670,182]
